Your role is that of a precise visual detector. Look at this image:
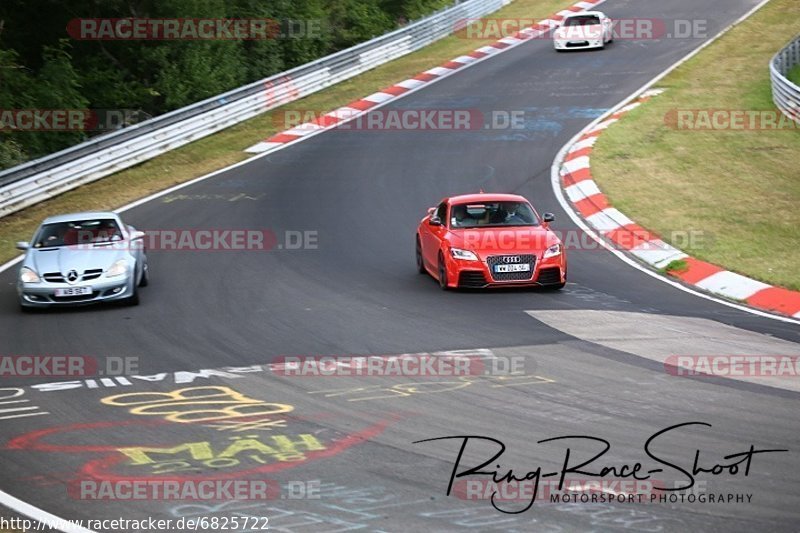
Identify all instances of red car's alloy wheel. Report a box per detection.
[438,252,449,290]
[416,237,426,274]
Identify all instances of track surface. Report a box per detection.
[1,0,799,531]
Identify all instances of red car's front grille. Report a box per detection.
[486,255,536,282]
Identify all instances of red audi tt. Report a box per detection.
[415,193,567,290]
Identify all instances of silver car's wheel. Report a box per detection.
[126,282,140,306]
[139,262,149,287]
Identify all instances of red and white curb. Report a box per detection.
[558,91,800,319]
[245,0,606,154]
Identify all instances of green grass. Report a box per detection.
[661,259,687,275]
[789,63,800,86]
[591,0,800,290]
[0,0,572,265]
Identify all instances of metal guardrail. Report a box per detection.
[770,34,800,125]
[0,0,512,218]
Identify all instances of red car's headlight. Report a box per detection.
[543,243,562,259]
[450,248,479,261]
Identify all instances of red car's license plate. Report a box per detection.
[494,264,530,273]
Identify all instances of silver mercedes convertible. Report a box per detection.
[16,212,149,310]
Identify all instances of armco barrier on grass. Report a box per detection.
[770,35,800,125]
[0,0,514,219]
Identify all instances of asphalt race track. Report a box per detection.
[1,0,799,531]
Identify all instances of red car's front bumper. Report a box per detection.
[444,252,566,289]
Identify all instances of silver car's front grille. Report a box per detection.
[43,269,104,283]
[82,269,103,281]
[43,272,66,282]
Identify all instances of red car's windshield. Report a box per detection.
[450,201,539,228]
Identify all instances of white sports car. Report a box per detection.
[553,11,614,51]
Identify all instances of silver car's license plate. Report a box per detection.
[55,286,92,297]
[494,264,530,273]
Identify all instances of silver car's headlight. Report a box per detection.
[543,243,562,259]
[20,267,41,283]
[106,259,129,278]
[450,248,479,261]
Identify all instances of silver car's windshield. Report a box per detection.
[33,219,123,248]
[450,202,539,228]
[564,15,601,26]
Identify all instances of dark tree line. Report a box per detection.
[0,0,452,169]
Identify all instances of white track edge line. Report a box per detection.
[550,0,799,325]
[0,1,609,528]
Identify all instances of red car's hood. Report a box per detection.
[447,226,560,257]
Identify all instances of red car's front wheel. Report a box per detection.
[438,252,449,290]
[416,237,426,274]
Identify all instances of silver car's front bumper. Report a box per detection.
[18,276,135,308]
[554,39,604,50]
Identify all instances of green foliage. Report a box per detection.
[0,0,453,168]
[385,0,454,22]
[0,41,88,159]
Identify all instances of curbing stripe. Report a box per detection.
[565,180,602,202]
[557,89,800,319]
[565,146,593,161]
[245,0,606,155]
[585,208,635,232]
[570,136,598,152]
[348,99,379,111]
[695,271,772,301]
[629,240,688,269]
[562,167,593,185]
[605,225,658,250]
[562,155,591,175]
[746,287,800,316]
[423,66,454,76]
[265,133,301,143]
[395,78,427,89]
[670,257,724,284]
[551,0,798,324]
[381,85,410,96]
[574,193,609,217]
[442,60,468,70]
[362,92,396,103]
